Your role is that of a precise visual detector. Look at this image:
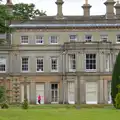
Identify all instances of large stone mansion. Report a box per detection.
[0,0,120,104]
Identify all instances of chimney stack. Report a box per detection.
[6,0,13,15]
[114,1,120,18]
[55,0,64,19]
[82,0,91,17]
[104,0,115,19]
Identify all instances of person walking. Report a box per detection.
[38,95,41,104]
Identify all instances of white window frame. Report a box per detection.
[116,34,120,43]
[105,54,109,72]
[50,57,58,72]
[51,83,59,103]
[36,57,44,72]
[68,54,76,72]
[0,57,6,73]
[85,54,96,72]
[85,35,92,42]
[100,35,108,42]
[35,35,44,44]
[108,81,112,104]
[21,57,29,72]
[49,36,58,44]
[69,35,77,42]
[20,35,29,44]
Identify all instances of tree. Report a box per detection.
[0,5,12,33]
[13,3,47,20]
[111,52,120,107]
[0,3,46,44]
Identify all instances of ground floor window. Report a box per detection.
[86,82,98,104]
[51,83,59,103]
[68,81,75,104]
[108,81,112,104]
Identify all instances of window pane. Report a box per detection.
[51,57,58,71]
[36,35,43,44]
[22,57,28,71]
[50,36,58,43]
[69,54,76,71]
[21,36,28,44]
[0,58,6,72]
[86,54,96,70]
[37,58,43,71]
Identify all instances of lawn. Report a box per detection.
[0,108,119,120]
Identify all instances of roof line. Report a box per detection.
[9,23,120,28]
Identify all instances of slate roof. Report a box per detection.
[10,23,120,28]
[9,15,120,28]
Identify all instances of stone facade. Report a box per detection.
[0,0,120,104]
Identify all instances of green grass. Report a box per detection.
[0,108,120,120]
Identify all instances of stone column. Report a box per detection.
[59,81,63,104]
[47,82,51,103]
[66,54,69,72]
[109,53,113,72]
[80,78,85,104]
[98,79,104,104]
[103,80,108,104]
[44,82,49,104]
[76,52,83,72]
[30,81,36,104]
[99,51,105,72]
[75,77,78,104]
[64,80,68,104]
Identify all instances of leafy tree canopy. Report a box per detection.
[13,3,47,20]
[0,3,47,33]
[0,4,12,33]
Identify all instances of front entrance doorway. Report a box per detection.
[51,83,59,103]
[68,81,75,104]
[36,83,45,104]
[86,82,98,104]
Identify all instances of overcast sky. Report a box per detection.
[3,0,119,15]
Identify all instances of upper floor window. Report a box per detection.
[51,57,58,72]
[69,54,76,72]
[106,54,109,72]
[116,34,120,43]
[100,35,108,42]
[21,36,29,44]
[85,35,92,42]
[86,54,96,71]
[21,57,29,72]
[36,57,44,72]
[0,57,6,72]
[50,36,58,44]
[35,35,44,44]
[69,35,77,42]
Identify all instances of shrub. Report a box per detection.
[1,101,9,109]
[22,99,28,109]
[115,93,120,109]
[0,86,5,102]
